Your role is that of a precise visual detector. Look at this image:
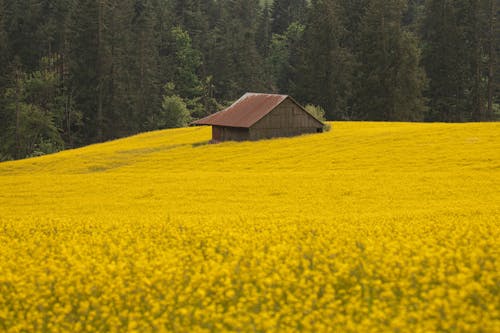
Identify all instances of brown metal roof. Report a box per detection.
[192,93,322,128]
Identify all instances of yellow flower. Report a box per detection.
[0,122,498,331]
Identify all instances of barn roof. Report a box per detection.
[191,93,323,128]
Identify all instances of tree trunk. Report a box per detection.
[97,0,104,141]
[66,90,72,148]
[15,68,21,159]
[487,0,495,120]
[140,29,145,122]
[109,2,115,136]
[471,0,482,121]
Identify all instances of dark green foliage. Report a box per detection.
[489,0,499,120]
[0,0,497,160]
[421,0,495,121]
[128,0,161,133]
[338,0,369,51]
[1,65,65,159]
[421,0,472,121]
[270,0,307,34]
[210,0,265,101]
[268,22,305,94]
[257,1,272,57]
[0,0,8,73]
[167,27,202,99]
[296,0,356,120]
[159,89,192,129]
[354,0,427,120]
[0,0,10,154]
[67,0,100,141]
[403,0,425,29]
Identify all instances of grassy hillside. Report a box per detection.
[0,122,499,331]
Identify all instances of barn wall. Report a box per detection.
[212,126,249,142]
[212,126,222,141]
[250,99,323,140]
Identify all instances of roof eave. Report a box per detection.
[191,122,250,129]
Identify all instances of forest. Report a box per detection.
[0,0,498,160]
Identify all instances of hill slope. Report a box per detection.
[1,122,499,331]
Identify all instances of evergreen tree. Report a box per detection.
[469,0,485,121]
[257,1,272,59]
[172,0,207,39]
[403,0,425,29]
[0,0,10,96]
[486,0,498,120]
[296,0,355,120]
[127,0,161,133]
[167,27,202,99]
[0,0,8,76]
[39,0,77,145]
[420,0,491,121]
[270,0,307,35]
[170,0,216,78]
[338,0,369,52]
[68,0,135,141]
[268,22,305,94]
[1,64,66,159]
[67,0,101,141]
[3,1,41,71]
[159,26,203,120]
[354,0,427,120]
[0,0,9,138]
[159,83,192,128]
[167,0,221,118]
[211,0,265,101]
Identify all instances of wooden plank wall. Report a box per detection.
[213,126,250,141]
[250,99,322,140]
[212,126,222,141]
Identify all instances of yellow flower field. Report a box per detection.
[0,122,499,332]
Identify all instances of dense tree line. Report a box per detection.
[0,0,498,160]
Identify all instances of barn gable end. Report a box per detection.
[250,98,323,140]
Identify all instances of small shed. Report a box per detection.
[192,93,324,142]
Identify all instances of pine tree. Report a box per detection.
[1,62,67,159]
[127,0,161,133]
[171,0,213,53]
[403,0,425,29]
[0,0,8,90]
[68,0,141,141]
[470,0,484,121]
[296,0,355,120]
[3,1,42,71]
[421,0,485,121]
[338,0,369,52]
[67,0,103,141]
[270,0,307,35]
[168,0,219,115]
[211,0,265,101]
[486,0,497,120]
[0,0,12,160]
[257,1,272,59]
[354,0,426,120]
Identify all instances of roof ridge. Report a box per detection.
[244,92,289,97]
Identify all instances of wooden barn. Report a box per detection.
[192,93,324,142]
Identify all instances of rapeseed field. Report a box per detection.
[0,122,499,332]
